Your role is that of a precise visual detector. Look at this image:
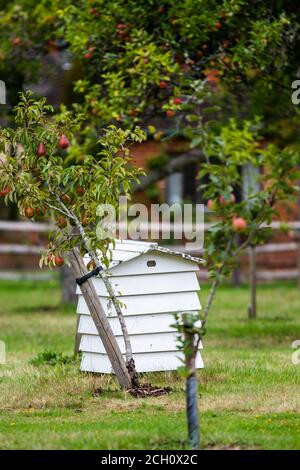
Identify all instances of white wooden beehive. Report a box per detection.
[76,240,204,373]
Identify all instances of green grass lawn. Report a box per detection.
[0,279,299,450]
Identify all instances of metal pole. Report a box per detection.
[186,374,200,449]
[183,315,200,449]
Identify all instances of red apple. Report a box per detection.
[117,30,129,40]
[37,143,47,157]
[0,187,11,197]
[159,81,168,89]
[214,20,222,29]
[58,134,70,149]
[173,97,182,105]
[205,68,220,85]
[166,109,175,118]
[36,207,46,217]
[81,213,88,227]
[76,186,85,196]
[11,37,21,46]
[25,207,34,219]
[129,108,138,117]
[89,7,98,16]
[222,56,231,65]
[55,255,64,267]
[232,216,247,232]
[61,194,71,205]
[48,39,58,48]
[207,199,217,211]
[230,193,236,204]
[57,216,67,229]
[85,52,92,59]
[219,193,236,206]
[87,259,96,271]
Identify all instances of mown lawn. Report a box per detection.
[0,279,299,450]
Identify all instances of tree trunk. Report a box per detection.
[232,235,241,287]
[99,269,140,387]
[69,247,132,390]
[60,264,77,304]
[248,245,257,319]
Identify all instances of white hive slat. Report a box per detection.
[78,312,200,336]
[76,271,199,297]
[81,350,204,374]
[76,291,201,317]
[80,332,175,354]
[112,240,154,252]
[110,250,138,262]
[78,313,175,335]
[82,252,126,269]
[106,252,199,277]
[83,240,154,265]
[80,332,203,355]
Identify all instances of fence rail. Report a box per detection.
[0,220,299,283]
[0,221,52,232]
[1,220,300,233]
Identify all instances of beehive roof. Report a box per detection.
[85,239,204,270]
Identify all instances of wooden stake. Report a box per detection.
[74,314,81,355]
[69,248,132,390]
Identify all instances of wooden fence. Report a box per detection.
[0,221,53,281]
[0,220,300,284]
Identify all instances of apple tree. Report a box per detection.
[200,119,300,319]
[173,117,300,448]
[1,1,299,130]
[0,91,146,389]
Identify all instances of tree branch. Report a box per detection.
[51,191,138,385]
[44,201,71,219]
[202,239,232,328]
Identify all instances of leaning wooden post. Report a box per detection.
[248,245,257,319]
[183,314,200,450]
[69,248,132,390]
[74,314,81,356]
